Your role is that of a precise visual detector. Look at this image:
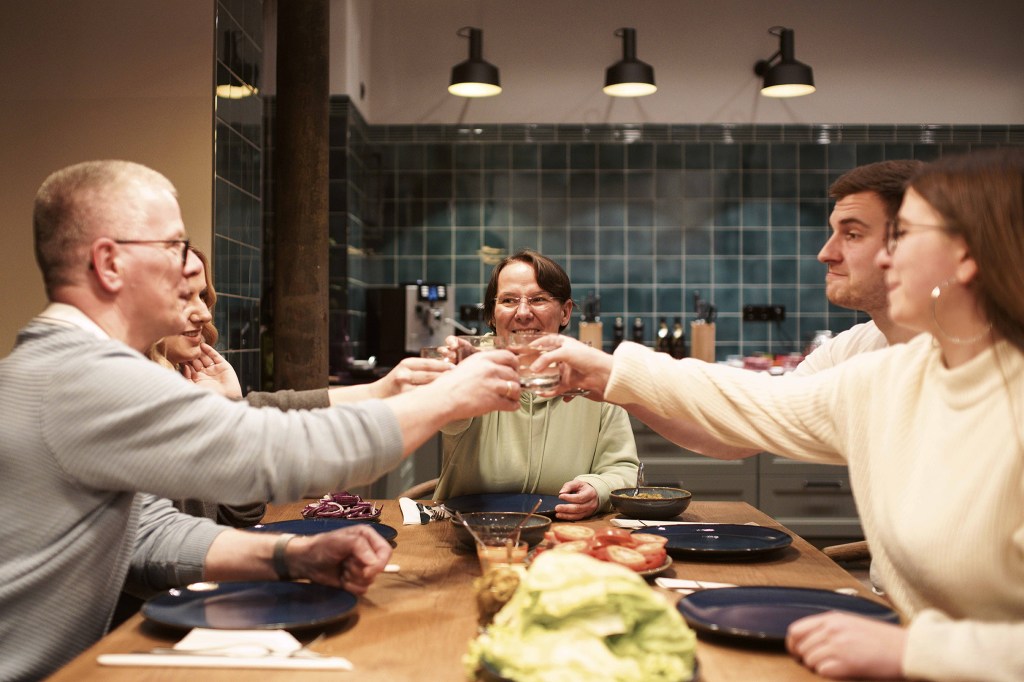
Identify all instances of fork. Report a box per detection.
[423,501,452,518]
[417,502,449,521]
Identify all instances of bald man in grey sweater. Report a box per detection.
[0,160,521,680]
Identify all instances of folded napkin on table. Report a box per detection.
[97,628,353,670]
[399,497,449,525]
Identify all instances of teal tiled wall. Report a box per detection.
[326,98,1021,371]
[213,0,263,391]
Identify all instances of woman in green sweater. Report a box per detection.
[435,250,639,520]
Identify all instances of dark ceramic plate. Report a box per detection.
[633,524,792,560]
[142,581,358,630]
[677,586,898,645]
[442,493,562,518]
[249,518,398,542]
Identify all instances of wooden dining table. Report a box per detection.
[49,499,892,681]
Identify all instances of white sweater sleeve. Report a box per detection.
[605,342,847,464]
[904,609,1024,682]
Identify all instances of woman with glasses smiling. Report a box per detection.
[434,249,639,521]
[536,149,1024,680]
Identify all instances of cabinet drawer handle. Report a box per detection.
[802,480,843,489]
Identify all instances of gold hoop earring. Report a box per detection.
[930,277,992,345]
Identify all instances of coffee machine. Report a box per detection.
[366,282,455,366]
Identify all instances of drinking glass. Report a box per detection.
[475,533,528,575]
[454,334,507,363]
[420,346,454,362]
[507,331,560,392]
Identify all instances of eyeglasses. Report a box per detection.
[495,294,560,310]
[114,238,191,266]
[885,218,948,255]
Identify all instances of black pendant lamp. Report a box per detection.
[448,27,501,98]
[753,26,815,98]
[603,28,657,97]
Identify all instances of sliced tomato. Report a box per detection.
[630,533,669,547]
[552,524,596,543]
[602,545,647,571]
[634,542,667,569]
[591,528,634,546]
[550,539,591,553]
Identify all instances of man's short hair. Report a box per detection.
[828,159,925,221]
[33,160,175,296]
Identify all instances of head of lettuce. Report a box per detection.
[465,551,697,681]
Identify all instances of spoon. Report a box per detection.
[634,462,645,496]
[510,498,543,547]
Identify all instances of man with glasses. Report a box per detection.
[0,160,522,680]
[434,249,639,520]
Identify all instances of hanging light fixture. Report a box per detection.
[603,27,657,97]
[216,30,259,99]
[448,27,501,97]
[753,26,815,98]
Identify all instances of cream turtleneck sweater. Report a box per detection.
[607,335,1024,682]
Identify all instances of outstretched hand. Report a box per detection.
[431,349,522,420]
[786,611,906,679]
[181,342,242,399]
[371,356,452,397]
[529,335,614,401]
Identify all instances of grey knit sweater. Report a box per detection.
[172,389,332,528]
[0,319,403,681]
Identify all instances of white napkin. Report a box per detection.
[399,497,448,524]
[399,496,428,524]
[97,628,353,670]
[611,519,760,529]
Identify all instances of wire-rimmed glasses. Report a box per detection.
[113,238,191,266]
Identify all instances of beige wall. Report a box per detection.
[0,0,214,356]
[359,0,1024,125]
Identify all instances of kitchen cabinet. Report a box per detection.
[631,417,863,541]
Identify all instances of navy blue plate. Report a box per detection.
[632,524,792,559]
[142,581,358,630]
[442,493,563,517]
[249,518,398,542]
[677,586,899,644]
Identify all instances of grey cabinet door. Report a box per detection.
[630,417,863,540]
[630,417,758,507]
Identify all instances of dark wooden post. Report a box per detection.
[273,0,329,390]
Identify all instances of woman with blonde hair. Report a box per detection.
[537,148,1024,681]
[151,247,452,525]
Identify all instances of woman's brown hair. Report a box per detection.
[909,147,1024,353]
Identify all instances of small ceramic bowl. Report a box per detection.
[450,512,552,549]
[609,487,692,520]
